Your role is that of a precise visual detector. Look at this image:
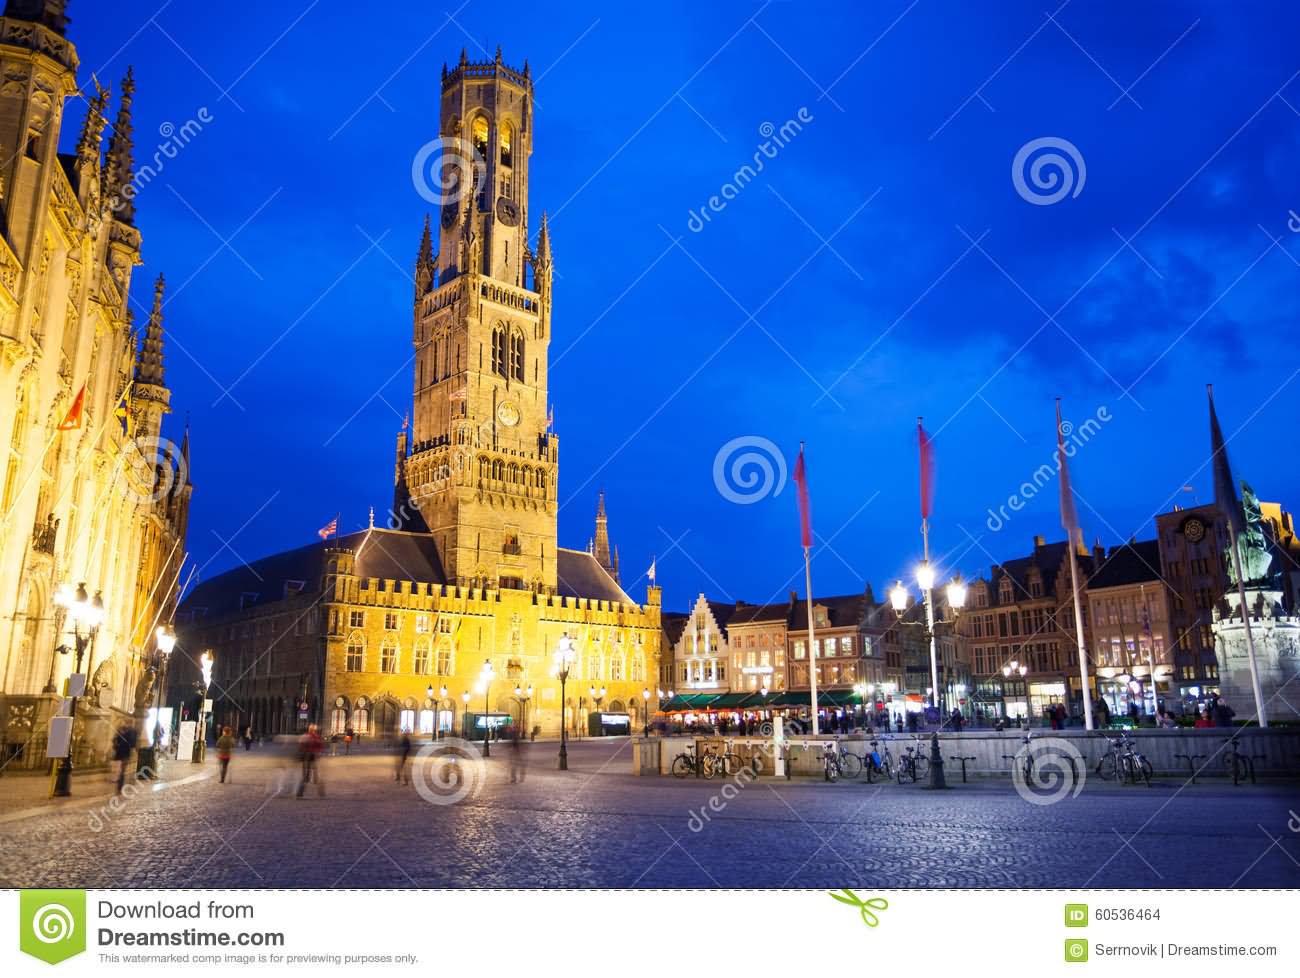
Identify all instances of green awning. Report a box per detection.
[657,693,722,712]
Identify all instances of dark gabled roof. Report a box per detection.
[705,600,739,628]
[179,528,445,618]
[790,592,872,631]
[661,612,688,646]
[556,547,633,604]
[728,601,793,626]
[979,540,1097,606]
[1088,539,1162,589]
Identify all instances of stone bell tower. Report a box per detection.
[401,48,558,593]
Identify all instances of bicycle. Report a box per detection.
[1095,734,1152,785]
[1223,739,1260,785]
[836,742,863,779]
[1002,731,1036,783]
[822,742,842,782]
[864,738,894,783]
[895,740,928,783]
[671,743,718,780]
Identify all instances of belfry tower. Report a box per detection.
[398,48,558,592]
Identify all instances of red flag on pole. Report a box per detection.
[793,443,813,549]
[317,514,339,540]
[918,418,934,520]
[57,384,86,431]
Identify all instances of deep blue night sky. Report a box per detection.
[67,1,1300,612]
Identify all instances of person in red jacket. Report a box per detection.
[296,724,326,798]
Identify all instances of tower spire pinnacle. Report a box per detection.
[415,214,434,300]
[76,77,109,165]
[104,66,137,223]
[136,274,166,386]
[593,491,617,582]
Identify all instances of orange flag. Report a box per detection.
[57,385,86,431]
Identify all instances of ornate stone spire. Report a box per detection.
[415,214,434,300]
[76,78,109,165]
[103,67,136,223]
[594,490,616,582]
[136,274,166,386]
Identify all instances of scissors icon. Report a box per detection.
[830,889,889,927]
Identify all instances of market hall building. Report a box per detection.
[174,51,661,742]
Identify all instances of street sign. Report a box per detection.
[46,716,72,758]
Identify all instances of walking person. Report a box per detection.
[296,724,326,798]
[394,732,412,785]
[111,722,137,794]
[217,726,236,783]
[509,729,528,783]
[242,725,254,751]
[344,724,354,755]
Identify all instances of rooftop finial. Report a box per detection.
[104,66,137,223]
[495,45,503,63]
[135,273,167,387]
[76,77,109,164]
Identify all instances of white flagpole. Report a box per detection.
[1068,534,1094,730]
[1225,519,1268,728]
[804,544,819,737]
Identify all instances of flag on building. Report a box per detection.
[401,412,409,430]
[547,405,554,430]
[57,385,86,430]
[317,514,339,539]
[918,418,935,520]
[793,444,813,549]
[647,557,656,584]
[1207,385,1242,535]
[1055,399,1080,549]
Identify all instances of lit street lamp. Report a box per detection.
[1002,659,1029,724]
[50,583,105,797]
[553,633,576,770]
[461,690,470,737]
[193,649,214,763]
[641,688,651,737]
[890,567,966,715]
[478,659,495,757]
[138,624,176,777]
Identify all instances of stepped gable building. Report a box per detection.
[962,535,1096,721]
[1084,538,1175,715]
[0,1,191,764]
[178,51,660,740]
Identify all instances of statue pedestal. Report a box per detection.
[1212,588,1300,722]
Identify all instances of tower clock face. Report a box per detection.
[496,400,520,427]
[1183,517,1206,543]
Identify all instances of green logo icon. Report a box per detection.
[1065,938,1089,963]
[19,890,86,965]
[1065,903,1088,927]
[829,889,889,928]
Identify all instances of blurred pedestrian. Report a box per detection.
[242,725,253,751]
[296,723,325,798]
[344,724,354,754]
[217,726,236,783]
[394,732,412,784]
[949,708,963,732]
[111,723,137,794]
[509,729,527,783]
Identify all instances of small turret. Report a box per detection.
[132,274,171,440]
[103,67,136,222]
[415,214,434,301]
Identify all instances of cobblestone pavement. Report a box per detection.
[1,739,1297,888]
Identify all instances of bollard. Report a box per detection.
[949,754,976,783]
[924,732,948,790]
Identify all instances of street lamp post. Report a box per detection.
[890,571,966,720]
[193,650,214,763]
[439,685,448,738]
[139,624,176,776]
[460,691,470,738]
[641,688,651,737]
[50,583,105,797]
[589,685,605,738]
[553,633,576,770]
[478,660,495,757]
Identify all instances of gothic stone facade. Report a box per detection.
[0,1,191,764]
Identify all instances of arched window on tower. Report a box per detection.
[471,116,490,206]
[509,329,525,381]
[499,120,513,169]
[491,325,507,377]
